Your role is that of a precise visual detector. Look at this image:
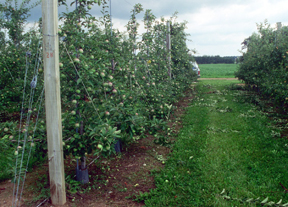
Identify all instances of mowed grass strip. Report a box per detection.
[140,80,288,206]
[199,64,238,78]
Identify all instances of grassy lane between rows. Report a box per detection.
[199,64,238,78]
[138,80,288,206]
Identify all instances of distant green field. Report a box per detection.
[199,64,239,78]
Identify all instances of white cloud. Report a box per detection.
[2,0,288,56]
[173,0,288,56]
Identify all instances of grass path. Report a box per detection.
[199,64,238,78]
[141,80,288,206]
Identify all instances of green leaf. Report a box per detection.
[261,197,269,204]
[114,130,121,135]
[74,134,80,139]
[223,195,230,200]
[246,198,253,203]
[276,199,282,205]
[77,78,82,85]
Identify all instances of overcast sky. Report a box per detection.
[6,0,288,56]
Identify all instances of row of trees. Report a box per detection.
[235,20,288,107]
[194,55,237,64]
[0,0,196,180]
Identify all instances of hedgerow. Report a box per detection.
[0,0,197,180]
[236,20,288,107]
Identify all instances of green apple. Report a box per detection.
[97,144,103,150]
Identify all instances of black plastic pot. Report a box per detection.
[76,159,89,184]
[114,139,122,153]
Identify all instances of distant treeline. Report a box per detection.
[194,55,238,64]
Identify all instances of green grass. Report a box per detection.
[199,64,239,78]
[139,80,288,206]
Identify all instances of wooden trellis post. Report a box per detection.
[42,0,66,205]
[276,22,282,31]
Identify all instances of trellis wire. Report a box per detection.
[140,56,152,81]
[88,155,100,167]
[3,60,15,82]
[12,40,42,207]
[110,0,112,36]
[18,88,45,205]
[36,198,48,207]
[12,50,30,207]
[14,68,38,206]
[122,0,133,6]
[62,42,102,121]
